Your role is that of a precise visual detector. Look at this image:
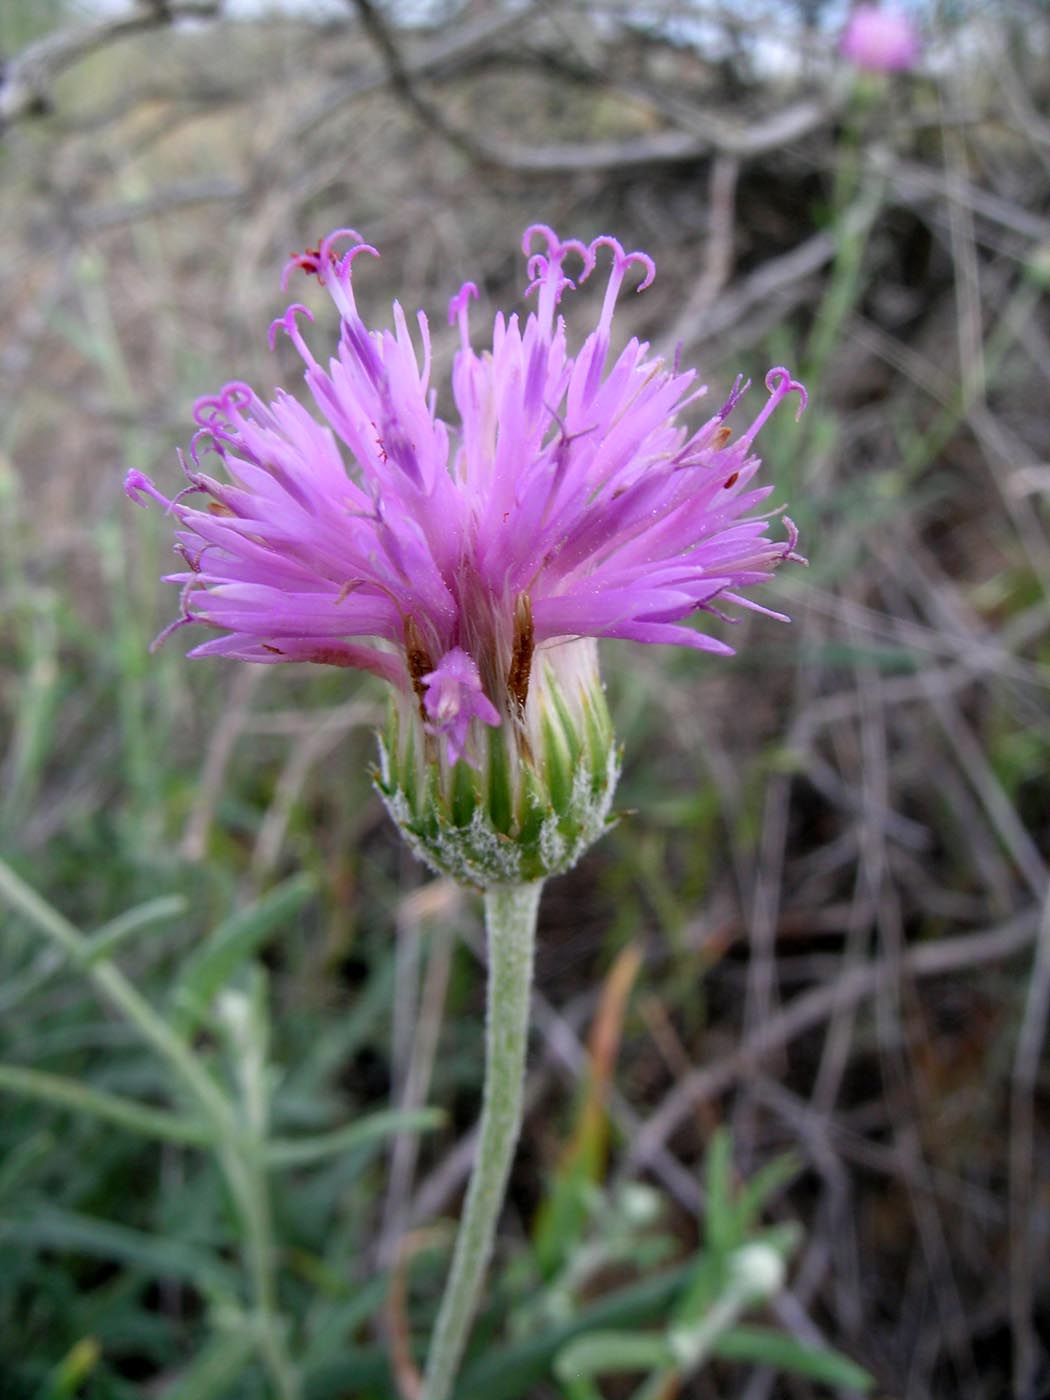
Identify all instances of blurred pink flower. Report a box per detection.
[126,227,804,765]
[840,5,920,72]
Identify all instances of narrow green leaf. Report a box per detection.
[86,895,188,965]
[266,1106,444,1168]
[712,1326,874,1390]
[554,1330,674,1380]
[0,1129,53,1202]
[2,1208,237,1297]
[452,1264,692,1400]
[171,873,317,1032]
[0,1063,211,1147]
[704,1127,735,1254]
[731,1152,801,1238]
[532,1156,592,1279]
[669,1253,721,1329]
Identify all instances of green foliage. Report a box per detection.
[171,874,318,1035]
[543,1131,870,1399]
[0,841,873,1398]
[0,860,441,1398]
[490,1129,870,1399]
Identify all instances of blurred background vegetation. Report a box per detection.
[1,0,1049,1396]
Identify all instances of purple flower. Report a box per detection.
[840,5,921,72]
[126,226,804,769]
[421,647,500,767]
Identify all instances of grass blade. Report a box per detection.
[171,873,317,1033]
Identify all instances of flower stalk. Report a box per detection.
[421,880,543,1400]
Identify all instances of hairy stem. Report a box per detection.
[421,881,542,1400]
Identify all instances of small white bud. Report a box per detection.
[618,1183,662,1226]
[729,1242,786,1300]
[216,988,250,1032]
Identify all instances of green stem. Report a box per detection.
[421,881,543,1400]
[222,1141,300,1400]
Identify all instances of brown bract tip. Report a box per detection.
[403,616,435,720]
[507,593,534,719]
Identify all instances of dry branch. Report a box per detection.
[0,1,223,126]
[627,909,1041,1173]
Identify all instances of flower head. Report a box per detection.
[127,226,804,883]
[840,5,920,72]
